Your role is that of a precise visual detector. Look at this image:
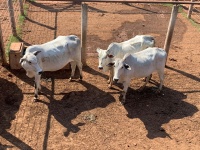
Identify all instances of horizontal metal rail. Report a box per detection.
[50,0,200,5]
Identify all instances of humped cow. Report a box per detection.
[97,35,155,88]
[108,47,167,104]
[20,35,83,101]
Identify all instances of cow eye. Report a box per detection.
[28,61,32,65]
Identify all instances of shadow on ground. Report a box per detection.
[122,84,198,139]
[0,77,33,150]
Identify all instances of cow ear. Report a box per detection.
[107,62,115,67]
[33,51,41,56]
[19,58,25,64]
[124,63,131,70]
[96,48,101,53]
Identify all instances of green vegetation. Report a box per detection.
[179,5,200,31]
[163,4,200,31]
[5,36,20,56]
[162,3,173,8]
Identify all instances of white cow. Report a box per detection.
[97,35,155,88]
[108,47,167,104]
[19,35,83,100]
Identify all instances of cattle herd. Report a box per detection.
[20,34,167,104]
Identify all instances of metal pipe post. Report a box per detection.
[164,5,179,62]
[81,3,88,66]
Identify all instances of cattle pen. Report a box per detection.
[0,0,200,65]
[0,0,200,150]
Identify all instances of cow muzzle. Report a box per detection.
[113,78,119,82]
[98,67,103,70]
[38,71,43,75]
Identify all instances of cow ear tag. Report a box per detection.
[124,64,131,70]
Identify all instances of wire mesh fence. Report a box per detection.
[21,1,81,45]
[193,5,200,22]
[0,1,200,149]
[0,0,200,63]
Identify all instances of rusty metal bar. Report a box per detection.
[187,0,195,18]
[53,0,200,5]
[19,0,25,16]
[0,23,8,65]
[81,3,88,66]
[7,0,17,36]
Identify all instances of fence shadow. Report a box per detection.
[122,86,198,139]
[37,78,115,149]
[27,1,80,12]
[0,78,33,150]
[166,65,200,83]
[5,65,115,149]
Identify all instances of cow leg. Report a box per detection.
[34,74,41,101]
[108,68,114,89]
[107,69,111,84]
[69,61,76,81]
[139,75,151,91]
[121,81,130,104]
[158,70,164,92]
[144,74,152,82]
[76,61,83,80]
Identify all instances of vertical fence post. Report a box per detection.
[0,24,8,65]
[81,3,88,66]
[19,0,25,16]
[187,0,194,19]
[8,0,17,37]
[164,5,179,63]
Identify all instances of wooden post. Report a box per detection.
[164,5,179,61]
[7,0,17,36]
[187,0,195,19]
[19,0,25,16]
[81,3,88,66]
[0,24,8,65]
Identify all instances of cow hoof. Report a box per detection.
[120,101,125,105]
[33,97,38,102]
[79,76,82,81]
[155,89,161,94]
[108,85,112,89]
[143,77,147,82]
[138,86,145,92]
[80,75,83,80]
[119,99,126,105]
[69,78,73,82]
[107,80,110,84]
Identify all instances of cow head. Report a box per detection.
[96,48,112,72]
[19,51,43,78]
[106,42,120,58]
[107,59,131,82]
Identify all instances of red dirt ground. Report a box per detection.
[0,1,200,150]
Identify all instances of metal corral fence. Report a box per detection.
[0,0,200,65]
[189,1,200,19]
